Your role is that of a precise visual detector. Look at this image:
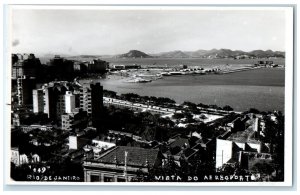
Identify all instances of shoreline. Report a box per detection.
[98,67,285,87]
[79,67,284,113]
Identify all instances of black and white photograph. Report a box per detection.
[5,4,294,186]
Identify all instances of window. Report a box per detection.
[103,175,115,182]
[90,175,100,182]
[117,177,126,182]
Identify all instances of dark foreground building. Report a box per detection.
[79,82,103,130]
[83,146,162,182]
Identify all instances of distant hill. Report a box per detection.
[68,55,101,59]
[153,50,190,58]
[116,50,152,58]
[248,50,285,58]
[152,49,285,59]
[66,55,114,61]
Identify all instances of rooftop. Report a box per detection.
[94,146,160,167]
[182,148,197,158]
[167,134,190,148]
[77,137,91,149]
[227,128,260,144]
[226,117,261,144]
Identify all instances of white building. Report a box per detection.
[69,135,78,150]
[215,138,262,168]
[32,154,41,163]
[16,76,35,105]
[19,154,29,165]
[91,138,116,151]
[83,137,116,158]
[32,89,44,113]
[11,147,20,166]
[65,91,76,113]
[11,147,41,166]
[215,118,272,170]
[43,87,51,118]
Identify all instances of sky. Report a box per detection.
[11,7,287,56]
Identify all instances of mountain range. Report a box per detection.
[115,49,285,59]
[47,48,285,60]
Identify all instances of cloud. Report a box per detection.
[12,39,20,47]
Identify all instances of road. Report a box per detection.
[103,97,241,116]
[103,97,176,115]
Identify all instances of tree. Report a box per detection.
[182,101,200,114]
[149,96,158,103]
[223,105,233,112]
[252,162,274,177]
[182,101,197,107]
[200,114,207,119]
[103,90,117,98]
[173,112,184,119]
[209,104,221,110]
[183,112,196,123]
[120,93,140,102]
[249,108,260,114]
[157,97,176,106]
[197,103,209,109]
[262,116,279,153]
[260,112,284,181]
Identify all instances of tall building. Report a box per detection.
[87,59,109,73]
[61,110,88,131]
[16,76,36,105]
[69,135,79,150]
[90,83,103,128]
[33,81,82,125]
[32,89,44,113]
[12,53,41,79]
[56,94,66,122]
[49,55,74,80]
[65,91,76,113]
[41,83,67,119]
[43,86,55,119]
[80,87,91,114]
[49,55,64,67]
[80,82,103,129]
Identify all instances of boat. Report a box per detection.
[169,71,184,75]
[195,70,205,74]
[126,77,152,83]
[138,74,158,77]
[161,72,172,76]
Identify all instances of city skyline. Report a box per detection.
[8,5,291,184]
[9,53,287,182]
[11,8,286,55]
